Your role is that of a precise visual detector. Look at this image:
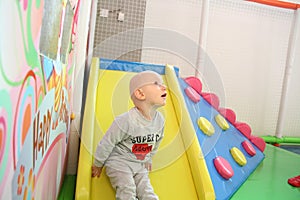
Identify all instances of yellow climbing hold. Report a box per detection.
[230,147,247,166]
[215,114,229,130]
[198,117,215,136]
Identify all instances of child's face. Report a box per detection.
[140,81,167,107]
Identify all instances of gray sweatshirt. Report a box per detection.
[94,107,165,170]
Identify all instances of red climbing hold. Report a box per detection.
[234,122,252,139]
[201,93,220,109]
[184,77,202,94]
[242,140,256,156]
[214,156,234,180]
[184,87,201,103]
[218,108,236,124]
[288,175,300,187]
[250,136,266,152]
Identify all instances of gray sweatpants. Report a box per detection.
[105,163,159,200]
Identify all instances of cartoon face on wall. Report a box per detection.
[0,0,81,199]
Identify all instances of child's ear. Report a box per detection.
[134,89,146,100]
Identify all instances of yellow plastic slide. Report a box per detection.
[75,58,215,200]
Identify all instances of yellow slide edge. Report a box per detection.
[165,65,215,200]
[75,58,100,200]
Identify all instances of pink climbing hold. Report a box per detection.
[242,140,256,156]
[184,87,200,103]
[201,93,220,109]
[250,136,266,152]
[214,156,234,180]
[184,77,202,94]
[234,122,252,139]
[218,108,236,124]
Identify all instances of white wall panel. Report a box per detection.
[142,0,300,136]
[142,0,202,77]
[282,10,300,137]
[206,1,293,136]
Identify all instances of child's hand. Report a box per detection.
[145,162,152,172]
[91,165,103,178]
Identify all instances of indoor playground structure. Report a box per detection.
[75,58,300,200]
[2,0,300,200]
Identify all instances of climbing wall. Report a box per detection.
[179,76,266,200]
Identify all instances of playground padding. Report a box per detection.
[75,58,215,199]
[75,58,300,200]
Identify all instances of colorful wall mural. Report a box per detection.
[0,0,82,199]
